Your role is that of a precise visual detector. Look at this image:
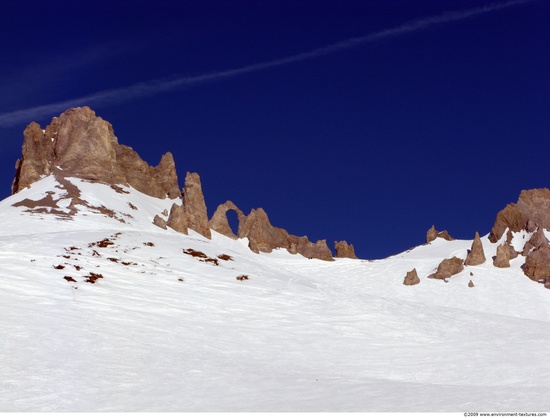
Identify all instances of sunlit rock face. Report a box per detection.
[403,268,420,286]
[208,200,246,239]
[493,243,517,268]
[489,188,550,243]
[12,106,180,199]
[464,231,486,266]
[428,256,464,281]
[334,240,358,259]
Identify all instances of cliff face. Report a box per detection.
[12,106,180,199]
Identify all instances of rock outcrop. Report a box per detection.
[166,172,211,239]
[12,107,180,199]
[464,232,486,266]
[489,188,550,243]
[403,268,420,286]
[426,225,454,243]
[334,241,358,259]
[428,256,464,280]
[12,106,350,262]
[523,245,550,288]
[208,200,246,239]
[493,243,517,268]
[181,172,211,239]
[208,202,334,261]
[152,214,167,230]
[522,228,549,256]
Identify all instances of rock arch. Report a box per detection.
[208,200,246,239]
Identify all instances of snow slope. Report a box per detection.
[1,176,550,412]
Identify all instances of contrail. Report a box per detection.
[0,0,533,127]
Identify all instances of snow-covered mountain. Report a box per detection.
[2,108,550,412]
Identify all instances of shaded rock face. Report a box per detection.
[12,107,180,199]
[334,241,358,259]
[208,200,246,239]
[489,189,550,243]
[493,243,518,268]
[403,268,420,286]
[166,172,211,239]
[464,232,486,266]
[428,257,464,280]
[426,225,454,243]
[523,245,550,288]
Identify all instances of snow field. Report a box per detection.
[1,176,550,411]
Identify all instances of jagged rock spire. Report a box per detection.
[12,106,180,199]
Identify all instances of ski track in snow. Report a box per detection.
[1,177,550,411]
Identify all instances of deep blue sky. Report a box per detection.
[1,0,548,259]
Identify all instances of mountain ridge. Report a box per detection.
[2,108,550,411]
[9,106,550,289]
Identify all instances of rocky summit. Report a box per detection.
[11,107,356,261]
[12,106,181,199]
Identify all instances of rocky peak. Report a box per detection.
[426,225,454,243]
[12,106,180,199]
[464,231,486,266]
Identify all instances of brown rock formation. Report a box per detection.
[522,228,550,256]
[165,172,211,238]
[238,208,290,253]
[489,189,550,243]
[403,268,420,286]
[12,107,180,199]
[292,237,333,261]
[208,200,246,239]
[167,203,188,234]
[153,214,167,230]
[464,232,486,266]
[181,172,211,239]
[209,203,334,261]
[523,245,550,287]
[493,243,517,268]
[334,241,358,259]
[428,256,464,280]
[426,225,454,243]
[468,280,475,288]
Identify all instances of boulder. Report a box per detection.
[468,280,475,288]
[464,232,486,266]
[403,268,420,286]
[152,214,167,230]
[428,256,464,280]
[334,241,358,259]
